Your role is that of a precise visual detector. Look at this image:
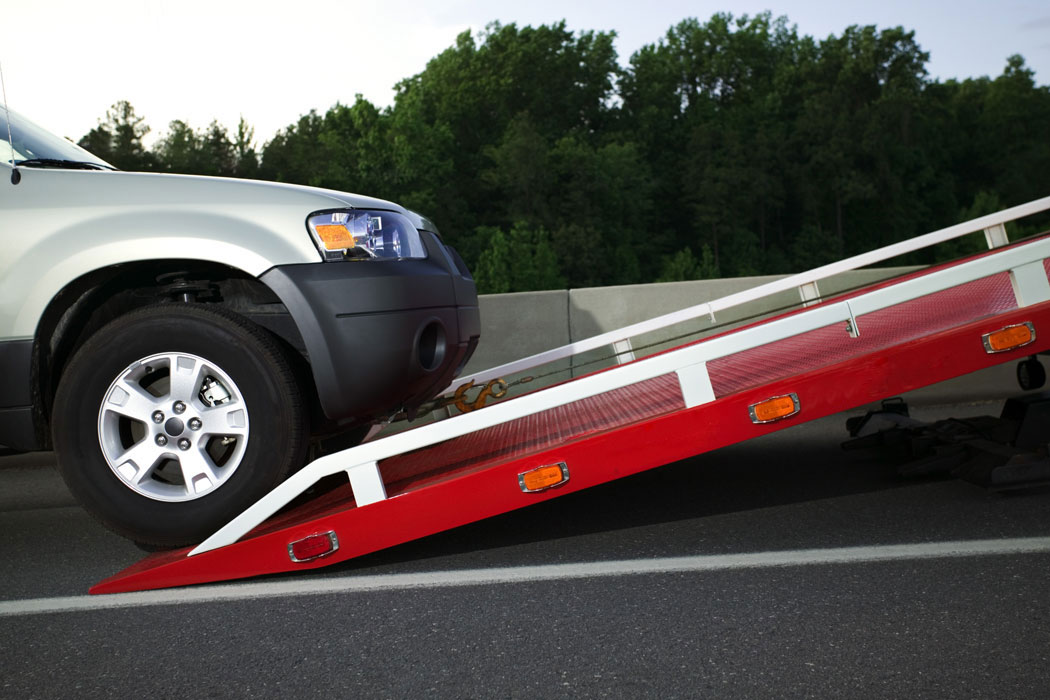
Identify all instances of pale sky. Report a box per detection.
[4,0,1049,148]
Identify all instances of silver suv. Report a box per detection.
[0,109,480,546]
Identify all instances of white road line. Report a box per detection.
[3,536,1050,617]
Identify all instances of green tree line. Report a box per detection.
[78,14,1050,292]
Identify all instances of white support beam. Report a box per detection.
[676,361,716,408]
[612,339,636,364]
[1009,261,1050,307]
[984,223,1009,249]
[799,281,822,308]
[346,462,386,506]
[845,301,860,338]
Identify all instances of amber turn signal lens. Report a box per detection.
[749,393,800,424]
[314,224,355,250]
[982,322,1035,353]
[519,463,569,493]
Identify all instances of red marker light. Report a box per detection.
[288,531,339,563]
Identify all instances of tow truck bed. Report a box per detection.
[92,197,1050,594]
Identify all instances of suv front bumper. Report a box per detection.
[261,231,480,424]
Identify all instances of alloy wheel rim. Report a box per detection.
[96,352,250,502]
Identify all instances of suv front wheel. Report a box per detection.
[52,304,308,547]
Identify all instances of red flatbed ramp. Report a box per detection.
[92,207,1050,594]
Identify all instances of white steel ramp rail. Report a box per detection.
[452,196,1050,389]
[91,196,1050,594]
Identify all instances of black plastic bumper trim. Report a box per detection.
[334,305,452,319]
[0,339,33,407]
[0,406,36,451]
[260,232,480,423]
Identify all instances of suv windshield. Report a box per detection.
[0,109,114,169]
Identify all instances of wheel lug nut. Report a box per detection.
[178,438,191,451]
[188,418,202,431]
[151,411,164,423]
[155,435,168,446]
[173,401,186,414]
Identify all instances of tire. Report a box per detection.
[52,303,308,547]
[1017,356,1047,391]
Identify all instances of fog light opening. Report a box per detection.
[417,321,446,372]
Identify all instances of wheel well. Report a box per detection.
[32,260,316,448]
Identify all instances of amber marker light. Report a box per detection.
[314,224,355,250]
[749,393,801,424]
[982,322,1035,353]
[519,462,570,493]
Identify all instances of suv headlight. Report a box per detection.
[307,209,427,261]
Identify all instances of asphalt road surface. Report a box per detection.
[2,397,1050,699]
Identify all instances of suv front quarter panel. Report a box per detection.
[0,164,334,337]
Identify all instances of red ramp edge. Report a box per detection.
[91,301,1050,594]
